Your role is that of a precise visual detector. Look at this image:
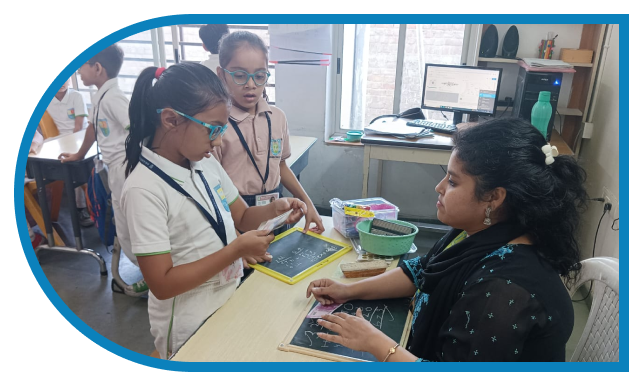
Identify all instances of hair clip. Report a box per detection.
[541,144,559,165]
[155,67,166,79]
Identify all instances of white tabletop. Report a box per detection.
[28,130,97,161]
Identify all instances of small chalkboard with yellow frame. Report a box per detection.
[250,227,352,285]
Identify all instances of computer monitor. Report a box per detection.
[421,63,502,125]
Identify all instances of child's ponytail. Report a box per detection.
[125,63,231,178]
[125,66,159,177]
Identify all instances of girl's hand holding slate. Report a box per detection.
[316,309,394,355]
[235,230,274,267]
[306,278,352,305]
[272,197,307,224]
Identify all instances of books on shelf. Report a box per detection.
[522,58,574,69]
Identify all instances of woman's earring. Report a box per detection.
[483,207,492,226]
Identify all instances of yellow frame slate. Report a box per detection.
[250,227,352,285]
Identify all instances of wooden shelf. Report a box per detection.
[478,57,518,64]
[478,57,592,68]
[557,108,583,117]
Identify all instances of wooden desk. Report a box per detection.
[361,118,573,197]
[286,136,317,180]
[26,130,107,275]
[172,216,401,362]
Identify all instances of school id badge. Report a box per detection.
[255,192,280,206]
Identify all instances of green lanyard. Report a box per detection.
[444,231,467,251]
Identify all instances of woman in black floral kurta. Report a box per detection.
[306,119,587,362]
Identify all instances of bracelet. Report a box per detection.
[383,343,400,362]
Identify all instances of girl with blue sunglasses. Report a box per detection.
[119,62,307,358]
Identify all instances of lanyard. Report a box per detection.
[229,112,272,193]
[139,155,227,246]
[92,90,109,157]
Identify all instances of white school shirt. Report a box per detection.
[200,54,220,74]
[89,78,129,166]
[46,89,88,134]
[120,146,241,284]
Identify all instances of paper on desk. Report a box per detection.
[258,210,293,233]
[365,120,433,138]
[522,58,573,68]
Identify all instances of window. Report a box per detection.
[336,24,466,131]
[69,25,275,107]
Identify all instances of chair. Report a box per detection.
[25,112,65,246]
[38,110,60,139]
[568,257,619,362]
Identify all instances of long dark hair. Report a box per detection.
[452,118,587,282]
[218,30,270,102]
[125,62,230,177]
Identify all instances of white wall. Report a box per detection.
[275,23,612,226]
[577,25,619,259]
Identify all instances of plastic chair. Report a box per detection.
[568,257,619,362]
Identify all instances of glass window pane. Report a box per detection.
[364,24,400,125]
[400,24,465,121]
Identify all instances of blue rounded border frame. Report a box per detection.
[14,14,625,371]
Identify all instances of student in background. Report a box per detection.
[199,24,229,74]
[46,79,93,226]
[215,31,325,240]
[120,62,306,358]
[58,44,147,294]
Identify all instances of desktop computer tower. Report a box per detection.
[511,67,562,141]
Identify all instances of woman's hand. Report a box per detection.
[233,230,274,267]
[316,309,394,355]
[272,197,307,224]
[306,278,353,305]
[303,204,325,234]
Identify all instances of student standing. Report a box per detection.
[120,62,306,358]
[199,24,229,74]
[215,31,324,238]
[46,79,92,226]
[58,44,147,294]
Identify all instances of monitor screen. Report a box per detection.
[421,64,502,116]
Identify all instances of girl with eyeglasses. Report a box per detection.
[214,31,325,248]
[119,62,307,359]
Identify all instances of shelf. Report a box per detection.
[478,57,519,64]
[557,108,583,117]
[478,57,593,68]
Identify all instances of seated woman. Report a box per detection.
[306,118,587,362]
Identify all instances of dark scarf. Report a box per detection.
[407,221,525,360]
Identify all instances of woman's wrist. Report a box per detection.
[369,334,397,361]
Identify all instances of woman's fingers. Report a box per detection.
[317,318,342,333]
[317,332,342,344]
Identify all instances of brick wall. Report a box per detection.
[365,24,465,123]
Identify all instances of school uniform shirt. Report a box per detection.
[89,78,130,168]
[200,54,220,74]
[119,146,242,358]
[46,89,88,135]
[212,99,291,196]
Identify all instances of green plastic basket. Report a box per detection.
[356,219,418,256]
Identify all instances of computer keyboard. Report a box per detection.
[406,119,457,134]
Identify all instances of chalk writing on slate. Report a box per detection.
[288,297,411,361]
[261,230,343,279]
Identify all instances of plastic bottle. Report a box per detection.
[531,91,553,139]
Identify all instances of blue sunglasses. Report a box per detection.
[157,108,228,140]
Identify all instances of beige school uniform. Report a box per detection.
[212,99,291,196]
